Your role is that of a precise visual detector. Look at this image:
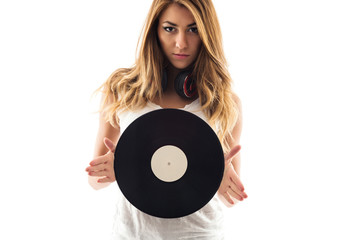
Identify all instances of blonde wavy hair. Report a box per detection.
[99,0,239,152]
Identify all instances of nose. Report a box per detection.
[175,31,188,49]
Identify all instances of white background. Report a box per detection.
[1,0,358,239]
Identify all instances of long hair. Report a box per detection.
[99,0,239,152]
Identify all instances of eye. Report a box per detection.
[163,26,175,32]
[188,27,198,34]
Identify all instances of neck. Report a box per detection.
[166,64,181,80]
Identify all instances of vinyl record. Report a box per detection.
[114,109,224,218]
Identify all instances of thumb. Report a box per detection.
[224,145,241,165]
[103,137,116,153]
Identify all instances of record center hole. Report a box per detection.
[151,145,188,182]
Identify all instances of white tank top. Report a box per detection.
[112,99,225,240]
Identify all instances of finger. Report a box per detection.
[230,173,245,192]
[88,170,108,177]
[222,191,235,205]
[86,164,106,172]
[228,178,244,197]
[227,169,247,198]
[97,177,115,183]
[89,156,106,166]
[242,191,248,199]
[224,145,241,165]
[104,137,116,153]
[228,186,243,201]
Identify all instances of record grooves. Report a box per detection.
[114,109,224,218]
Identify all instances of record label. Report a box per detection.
[114,108,224,218]
[151,145,188,182]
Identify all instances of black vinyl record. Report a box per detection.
[114,109,224,218]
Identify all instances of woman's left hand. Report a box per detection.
[217,145,248,206]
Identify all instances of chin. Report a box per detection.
[171,61,194,70]
[175,66,189,70]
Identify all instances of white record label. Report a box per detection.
[151,145,188,182]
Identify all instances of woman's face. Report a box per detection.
[157,3,202,70]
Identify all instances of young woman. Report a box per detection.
[86,0,247,239]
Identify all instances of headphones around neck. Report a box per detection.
[161,70,197,99]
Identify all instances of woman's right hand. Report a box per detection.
[86,138,116,183]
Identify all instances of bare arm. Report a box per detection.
[217,94,247,207]
[228,94,243,177]
[87,94,121,190]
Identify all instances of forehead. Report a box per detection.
[158,3,196,25]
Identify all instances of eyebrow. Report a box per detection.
[163,21,196,27]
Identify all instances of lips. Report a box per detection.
[173,53,189,59]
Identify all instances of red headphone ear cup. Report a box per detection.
[175,71,197,99]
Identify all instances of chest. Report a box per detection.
[152,93,196,109]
